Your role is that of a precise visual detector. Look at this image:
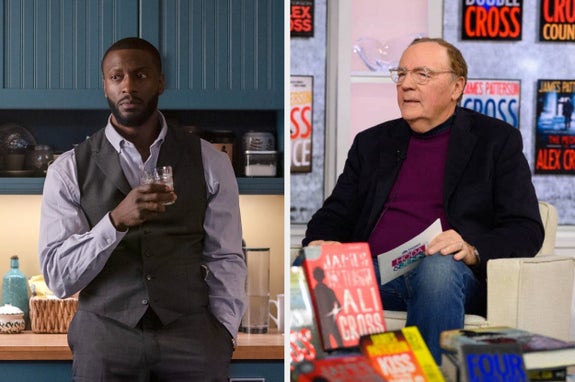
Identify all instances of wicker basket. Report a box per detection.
[29,296,78,333]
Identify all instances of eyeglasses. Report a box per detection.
[389,66,456,85]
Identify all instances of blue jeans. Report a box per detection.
[374,254,485,364]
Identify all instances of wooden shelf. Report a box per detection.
[236,177,284,195]
[0,331,284,361]
[234,332,285,360]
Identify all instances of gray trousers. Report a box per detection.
[67,309,234,382]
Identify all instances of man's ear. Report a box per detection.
[452,77,466,101]
[103,78,108,99]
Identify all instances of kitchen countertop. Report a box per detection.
[0,331,284,361]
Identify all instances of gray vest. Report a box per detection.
[74,127,208,327]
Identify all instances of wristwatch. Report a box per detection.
[231,336,238,350]
[473,247,481,264]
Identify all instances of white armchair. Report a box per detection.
[384,201,575,341]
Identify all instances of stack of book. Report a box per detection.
[290,242,445,381]
[289,241,575,381]
[440,326,575,382]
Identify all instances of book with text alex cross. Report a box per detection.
[302,242,386,351]
[359,326,445,382]
[376,218,442,285]
[440,326,575,370]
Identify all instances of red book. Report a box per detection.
[296,354,384,382]
[302,242,386,351]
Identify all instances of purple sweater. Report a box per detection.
[368,122,453,257]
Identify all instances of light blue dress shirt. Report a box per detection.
[38,112,246,337]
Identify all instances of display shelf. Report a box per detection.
[0,177,283,195]
[350,72,394,84]
[327,0,440,180]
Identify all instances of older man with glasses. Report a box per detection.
[302,37,543,363]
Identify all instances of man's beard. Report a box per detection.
[108,94,159,127]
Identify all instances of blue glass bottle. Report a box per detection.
[2,256,29,327]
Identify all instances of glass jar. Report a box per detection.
[242,131,275,151]
[25,144,54,176]
[1,256,29,328]
[240,247,271,334]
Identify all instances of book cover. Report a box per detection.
[290,0,314,38]
[440,326,575,370]
[442,345,567,382]
[290,75,313,173]
[534,79,575,175]
[540,0,575,42]
[290,266,325,380]
[359,326,445,382]
[302,242,386,351]
[295,354,385,382]
[459,342,528,382]
[461,79,521,128]
[461,0,522,41]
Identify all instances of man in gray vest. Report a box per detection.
[39,37,247,381]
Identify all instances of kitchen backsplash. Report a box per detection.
[0,194,285,313]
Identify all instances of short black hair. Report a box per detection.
[101,37,162,74]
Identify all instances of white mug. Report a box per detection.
[269,293,284,333]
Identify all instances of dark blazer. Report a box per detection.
[303,107,544,281]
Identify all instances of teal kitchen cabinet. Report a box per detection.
[0,0,283,110]
[0,0,284,195]
[0,0,138,109]
[143,0,284,110]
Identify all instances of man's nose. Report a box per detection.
[401,71,419,87]
[122,75,136,93]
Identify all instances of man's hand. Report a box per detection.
[109,183,177,231]
[426,229,479,266]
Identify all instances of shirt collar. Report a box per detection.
[412,113,455,139]
[104,111,168,153]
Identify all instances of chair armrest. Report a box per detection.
[487,255,575,341]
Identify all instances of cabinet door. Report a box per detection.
[141,0,284,110]
[0,0,139,108]
[0,0,283,110]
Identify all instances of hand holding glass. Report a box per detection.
[141,165,175,205]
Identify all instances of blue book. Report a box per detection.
[459,342,527,382]
[441,326,575,371]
